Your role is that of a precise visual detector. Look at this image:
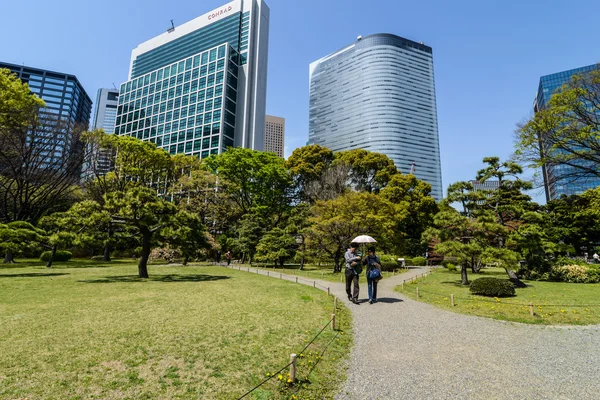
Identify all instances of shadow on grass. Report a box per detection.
[0,273,69,278]
[80,274,231,284]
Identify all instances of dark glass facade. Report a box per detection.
[534,64,600,200]
[0,61,92,128]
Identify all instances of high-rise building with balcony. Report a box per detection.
[114,0,270,159]
[308,34,443,201]
[264,114,284,157]
[534,64,600,201]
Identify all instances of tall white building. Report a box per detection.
[114,0,270,158]
[264,115,284,157]
[308,34,443,200]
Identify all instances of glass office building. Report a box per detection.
[0,61,92,129]
[308,34,443,201]
[534,64,600,201]
[0,61,92,169]
[115,0,270,159]
[86,88,120,177]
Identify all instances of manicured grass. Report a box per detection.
[396,267,600,325]
[243,264,404,284]
[0,260,352,399]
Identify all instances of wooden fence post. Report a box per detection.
[416,287,419,298]
[334,297,337,312]
[313,281,316,288]
[529,302,534,317]
[327,287,330,296]
[451,294,455,307]
[321,272,324,279]
[290,354,297,382]
[295,277,298,283]
[330,313,336,330]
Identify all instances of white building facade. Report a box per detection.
[264,115,284,157]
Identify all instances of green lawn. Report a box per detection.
[396,267,600,325]
[243,264,404,284]
[0,260,352,399]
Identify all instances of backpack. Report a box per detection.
[368,268,381,280]
[352,262,363,275]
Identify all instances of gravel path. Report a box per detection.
[223,265,600,399]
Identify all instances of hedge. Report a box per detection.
[40,250,72,262]
[469,277,515,297]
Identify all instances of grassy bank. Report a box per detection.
[0,261,352,399]
[396,267,600,325]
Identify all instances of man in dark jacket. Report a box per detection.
[344,243,362,304]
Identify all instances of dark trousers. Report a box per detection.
[367,277,378,300]
[345,268,359,300]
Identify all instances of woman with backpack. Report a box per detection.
[363,246,382,304]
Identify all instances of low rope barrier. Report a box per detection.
[405,278,600,308]
[236,315,338,399]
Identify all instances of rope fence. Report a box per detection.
[401,273,600,319]
[237,314,340,399]
[220,263,345,399]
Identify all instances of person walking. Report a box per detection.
[344,243,362,304]
[216,250,222,264]
[225,250,232,266]
[363,247,382,304]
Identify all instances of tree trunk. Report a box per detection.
[4,251,15,263]
[138,230,151,278]
[183,255,189,266]
[461,264,469,285]
[505,268,527,288]
[46,245,57,268]
[334,255,341,273]
[103,224,112,261]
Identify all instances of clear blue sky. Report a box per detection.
[2,0,599,202]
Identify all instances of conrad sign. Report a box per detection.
[208,5,233,20]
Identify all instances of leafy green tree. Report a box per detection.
[255,228,297,267]
[515,66,600,188]
[37,213,78,268]
[285,144,335,201]
[380,174,438,255]
[305,192,400,272]
[161,210,208,265]
[336,149,399,193]
[206,148,293,228]
[0,69,84,224]
[0,221,44,263]
[234,213,264,264]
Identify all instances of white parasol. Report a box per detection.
[351,235,377,244]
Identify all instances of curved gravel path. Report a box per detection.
[224,265,600,399]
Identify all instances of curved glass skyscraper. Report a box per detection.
[308,34,443,200]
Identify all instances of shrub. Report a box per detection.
[90,255,105,261]
[549,264,599,283]
[446,263,457,271]
[40,250,72,262]
[469,277,515,297]
[554,256,588,267]
[411,256,426,266]
[150,247,181,263]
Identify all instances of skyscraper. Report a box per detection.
[87,88,119,177]
[264,115,284,157]
[0,61,92,171]
[534,64,600,201]
[0,61,92,130]
[308,34,443,201]
[114,0,270,159]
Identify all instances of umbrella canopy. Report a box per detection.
[351,235,377,244]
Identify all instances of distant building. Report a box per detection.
[534,64,600,201]
[0,61,92,171]
[114,0,270,159]
[0,61,92,129]
[470,180,500,192]
[264,115,284,157]
[87,88,120,177]
[308,34,443,201]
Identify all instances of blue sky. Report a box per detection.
[2,0,599,203]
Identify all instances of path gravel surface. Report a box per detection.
[225,265,600,399]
